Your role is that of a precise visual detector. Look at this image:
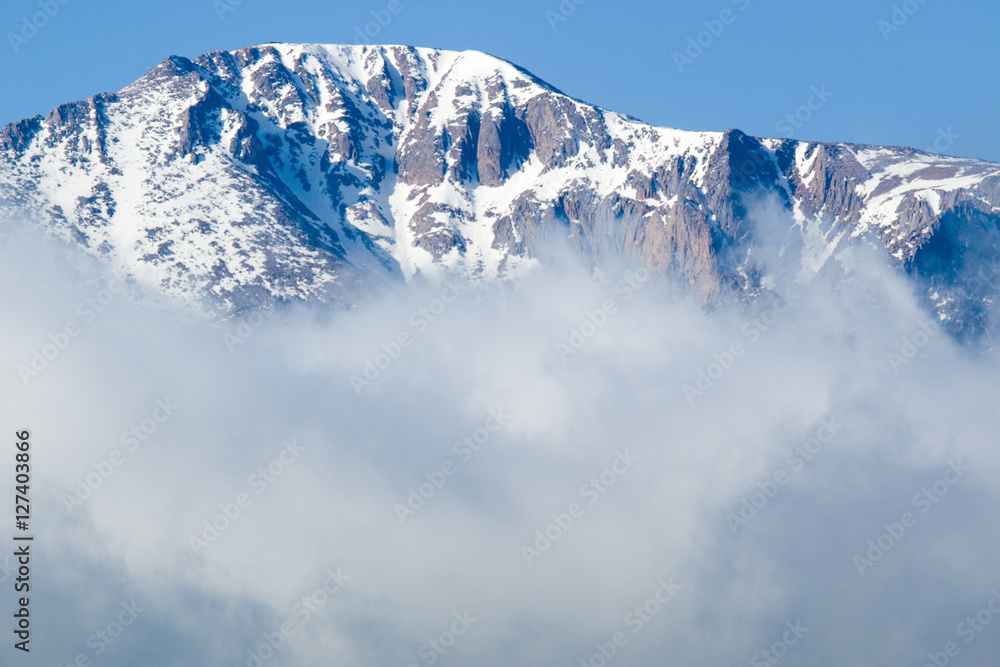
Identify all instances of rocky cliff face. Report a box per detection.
[2,43,999,332]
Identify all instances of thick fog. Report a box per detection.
[1,213,999,667]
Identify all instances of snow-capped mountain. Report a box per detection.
[2,43,999,330]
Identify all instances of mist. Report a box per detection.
[1,211,999,667]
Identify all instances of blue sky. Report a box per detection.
[1,0,998,161]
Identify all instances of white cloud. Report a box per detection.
[1,212,999,666]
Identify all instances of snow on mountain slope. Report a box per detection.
[2,43,999,331]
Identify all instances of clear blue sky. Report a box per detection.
[1,0,998,162]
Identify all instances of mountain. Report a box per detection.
[2,43,999,333]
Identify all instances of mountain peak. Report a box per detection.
[1,43,999,334]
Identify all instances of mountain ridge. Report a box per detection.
[1,42,998,335]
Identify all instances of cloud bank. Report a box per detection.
[1,214,999,667]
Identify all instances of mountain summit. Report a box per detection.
[2,43,999,331]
